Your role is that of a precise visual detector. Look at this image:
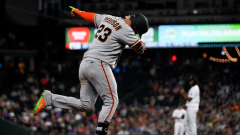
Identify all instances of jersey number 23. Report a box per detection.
[95,24,112,43]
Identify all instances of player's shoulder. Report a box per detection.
[100,15,132,32]
[121,20,134,32]
[111,16,134,32]
[175,108,181,112]
[191,85,200,90]
[193,84,199,88]
[100,14,115,19]
[96,14,115,23]
[117,18,134,33]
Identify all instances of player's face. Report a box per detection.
[189,80,194,85]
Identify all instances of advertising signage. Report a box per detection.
[66,24,240,50]
[158,24,240,47]
[65,27,96,50]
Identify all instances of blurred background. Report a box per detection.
[0,0,240,135]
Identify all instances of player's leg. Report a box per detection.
[44,59,98,111]
[43,79,97,111]
[87,59,118,135]
[192,107,199,135]
[174,123,179,135]
[95,61,118,123]
[187,107,198,135]
[179,123,185,135]
[33,60,98,115]
[184,109,190,135]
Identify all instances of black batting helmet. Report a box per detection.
[189,75,198,85]
[178,102,185,107]
[130,14,149,39]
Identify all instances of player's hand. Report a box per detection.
[180,88,185,94]
[132,41,146,54]
[69,6,82,17]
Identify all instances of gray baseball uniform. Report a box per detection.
[84,14,140,69]
[43,14,141,123]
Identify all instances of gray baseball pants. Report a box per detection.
[44,57,119,123]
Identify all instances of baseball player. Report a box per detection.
[32,6,149,135]
[172,103,187,135]
[180,75,200,135]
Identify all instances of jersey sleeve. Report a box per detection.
[119,26,140,47]
[172,110,177,117]
[188,88,195,98]
[73,11,96,24]
[94,14,107,28]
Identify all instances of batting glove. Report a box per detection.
[132,41,146,54]
[69,6,82,17]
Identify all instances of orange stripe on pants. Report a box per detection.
[100,61,114,122]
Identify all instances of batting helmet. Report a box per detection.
[189,75,198,85]
[178,102,185,107]
[130,14,149,39]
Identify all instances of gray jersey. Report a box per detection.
[83,14,140,69]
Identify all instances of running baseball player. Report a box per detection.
[172,103,187,135]
[180,75,200,135]
[32,6,149,135]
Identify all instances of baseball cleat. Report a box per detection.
[33,90,47,116]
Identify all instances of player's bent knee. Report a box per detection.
[81,101,93,112]
[83,106,92,112]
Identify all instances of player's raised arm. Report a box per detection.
[69,6,105,28]
[69,6,96,23]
